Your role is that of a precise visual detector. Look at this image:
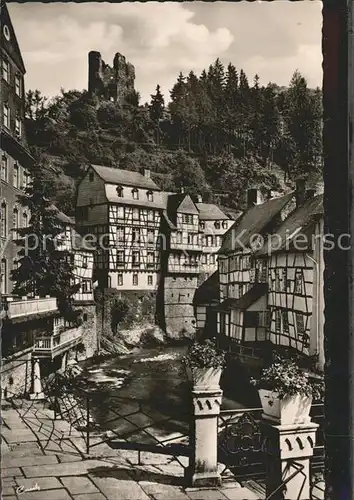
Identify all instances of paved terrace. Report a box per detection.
[1,400,263,500]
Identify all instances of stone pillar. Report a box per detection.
[29,358,45,400]
[261,420,318,500]
[186,389,223,487]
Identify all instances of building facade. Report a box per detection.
[1,1,33,296]
[202,185,325,371]
[76,164,233,336]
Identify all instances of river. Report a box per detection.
[78,345,259,442]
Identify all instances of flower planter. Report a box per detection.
[259,389,312,425]
[187,366,222,391]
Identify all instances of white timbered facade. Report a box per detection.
[212,187,324,370]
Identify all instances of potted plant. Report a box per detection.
[183,338,226,391]
[250,356,324,425]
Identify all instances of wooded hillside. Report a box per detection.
[25,59,322,214]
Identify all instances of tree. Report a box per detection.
[25,90,48,120]
[11,161,80,322]
[149,85,165,146]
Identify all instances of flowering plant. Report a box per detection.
[250,356,324,400]
[183,338,226,369]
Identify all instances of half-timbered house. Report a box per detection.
[196,202,233,282]
[76,165,164,291]
[215,190,295,348]
[255,192,324,369]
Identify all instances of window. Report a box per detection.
[147,229,155,245]
[89,171,94,182]
[244,311,259,328]
[117,206,124,218]
[2,59,9,82]
[133,208,139,220]
[132,251,140,267]
[81,280,92,293]
[183,214,192,224]
[275,310,281,332]
[132,188,139,200]
[117,226,124,243]
[118,274,123,286]
[282,269,288,291]
[116,185,123,197]
[294,270,303,294]
[1,259,7,294]
[133,274,138,286]
[147,210,154,221]
[202,254,207,264]
[282,310,289,333]
[3,103,9,128]
[132,228,140,243]
[216,236,221,246]
[147,190,154,202]
[206,235,214,246]
[176,232,182,244]
[15,116,21,137]
[22,170,30,189]
[1,154,8,182]
[13,163,19,188]
[147,252,155,267]
[15,75,21,96]
[188,234,193,245]
[147,275,153,286]
[22,211,28,228]
[214,221,221,229]
[82,256,88,268]
[222,221,228,229]
[13,207,19,230]
[210,254,216,264]
[117,251,124,267]
[275,270,280,292]
[200,221,205,229]
[1,202,7,237]
[296,313,305,334]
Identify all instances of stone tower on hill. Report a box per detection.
[88,51,135,104]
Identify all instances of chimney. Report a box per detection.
[247,188,262,208]
[180,186,185,194]
[196,194,202,203]
[143,169,151,179]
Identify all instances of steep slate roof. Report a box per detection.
[219,193,294,254]
[167,194,199,216]
[216,284,268,311]
[256,193,323,256]
[196,203,230,221]
[193,272,220,306]
[91,165,161,191]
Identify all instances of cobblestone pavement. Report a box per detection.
[1,400,263,500]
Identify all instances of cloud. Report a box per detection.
[8,3,234,102]
[8,2,321,103]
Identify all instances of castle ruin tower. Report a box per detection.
[88,51,135,104]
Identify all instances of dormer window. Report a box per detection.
[199,221,205,229]
[214,221,221,229]
[146,190,154,202]
[132,188,139,200]
[116,185,123,197]
[222,221,228,229]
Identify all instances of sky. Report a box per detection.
[8,1,323,104]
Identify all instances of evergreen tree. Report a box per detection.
[149,84,165,123]
[11,161,80,322]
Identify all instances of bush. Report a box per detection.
[183,338,226,369]
[250,355,324,400]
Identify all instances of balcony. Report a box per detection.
[33,326,83,359]
[4,297,58,321]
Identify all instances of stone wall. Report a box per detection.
[74,303,98,360]
[1,347,32,398]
